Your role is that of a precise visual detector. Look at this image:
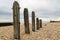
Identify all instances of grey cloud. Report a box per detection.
[0,0,60,22]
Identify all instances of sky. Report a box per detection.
[0,0,60,23]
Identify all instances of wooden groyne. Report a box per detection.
[0,22,13,26]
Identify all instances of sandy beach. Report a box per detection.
[0,22,60,40]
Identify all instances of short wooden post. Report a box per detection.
[24,8,30,34]
[32,11,35,32]
[36,18,39,30]
[13,1,20,40]
[40,19,42,28]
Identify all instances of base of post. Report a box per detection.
[14,38,20,40]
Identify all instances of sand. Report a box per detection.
[0,22,60,40]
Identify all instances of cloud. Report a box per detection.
[0,0,60,22]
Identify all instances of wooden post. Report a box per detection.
[13,1,20,40]
[36,18,39,30]
[24,8,30,34]
[32,11,35,32]
[40,19,42,28]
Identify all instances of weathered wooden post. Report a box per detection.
[24,8,30,34]
[40,19,42,28]
[36,18,39,30]
[32,11,35,32]
[13,1,20,40]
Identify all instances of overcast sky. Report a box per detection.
[0,0,60,22]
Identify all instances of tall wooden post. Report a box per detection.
[36,18,39,30]
[24,8,30,34]
[32,11,35,32]
[40,19,42,28]
[13,1,20,40]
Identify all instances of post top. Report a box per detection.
[13,1,19,5]
[32,11,35,14]
[24,8,28,10]
[24,8,28,12]
[13,1,20,8]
